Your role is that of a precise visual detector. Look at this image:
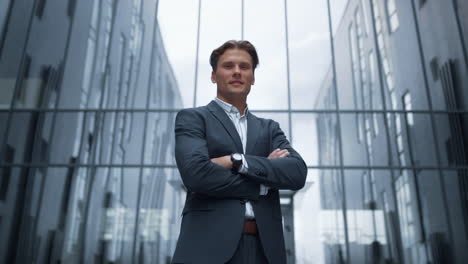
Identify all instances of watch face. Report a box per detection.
[233,153,242,161]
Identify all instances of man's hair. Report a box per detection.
[209,40,259,72]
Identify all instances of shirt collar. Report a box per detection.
[214,97,248,117]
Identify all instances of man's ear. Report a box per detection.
[211,71,216,83]
[251,75,255,85]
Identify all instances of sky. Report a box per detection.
[157,0,349,263]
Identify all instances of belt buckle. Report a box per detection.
[243,219,257,235]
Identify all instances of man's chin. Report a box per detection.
[227,84,245,90]
[229,90,249,97]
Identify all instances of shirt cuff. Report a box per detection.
[260,184,269,196]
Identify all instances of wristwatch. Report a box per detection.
[231,153,243,172]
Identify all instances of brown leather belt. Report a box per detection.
[243,219,258,236]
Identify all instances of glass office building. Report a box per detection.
[316,0,468,263]
[1,0,468,263]
[1,0,183,263]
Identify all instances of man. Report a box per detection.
[172,40,307,264]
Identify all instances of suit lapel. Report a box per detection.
[207,101,244,153]
[246,112,260,155]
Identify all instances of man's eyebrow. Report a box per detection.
[221,60,252,66]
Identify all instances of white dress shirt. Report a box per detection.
[214,97,268,219]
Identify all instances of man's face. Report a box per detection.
[211,48,255,100]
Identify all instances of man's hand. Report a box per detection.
[211,155,232,169]
[268,148,289,159]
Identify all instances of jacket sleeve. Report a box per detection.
[174,109,260,200]
[242,121,307,190]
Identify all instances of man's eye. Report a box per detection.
[224,65,233,69]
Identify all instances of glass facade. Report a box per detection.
[0,0,183,263]
[1,0,468,263]
[316,0,468,263]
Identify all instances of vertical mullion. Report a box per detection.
[326,0,350,261]
[241,0,244,40]
[132,1,159,262]
[283,0,292,143]
[192,0,201,108]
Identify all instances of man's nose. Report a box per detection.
[233,65,241,74]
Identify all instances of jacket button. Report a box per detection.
[240,199,247,204]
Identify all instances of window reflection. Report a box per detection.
[320,210,387,245]
[1,0,468,263]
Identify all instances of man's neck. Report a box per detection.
[216,95,247,115]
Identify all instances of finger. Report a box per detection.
[268,149,280,158]
[271,149,286,155]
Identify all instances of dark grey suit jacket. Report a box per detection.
[172,100,307,264]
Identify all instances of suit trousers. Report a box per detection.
[225,233,269,264]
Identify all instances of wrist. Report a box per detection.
[230,153,243,172]
[226,155,233,169]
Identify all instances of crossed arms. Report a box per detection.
[174,109,307,200]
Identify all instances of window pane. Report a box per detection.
[306,169,348,262]
[288,0,332,109]
[158,0,198,108]
[0,1,11,37]
[0,78,15,108]
[340,113,390,167]
[244,0,288,110]
[435,113,468,167]
[343,169,389,246]
[195,0,242,107]
[292,113,318,166]
[314,112,340,167]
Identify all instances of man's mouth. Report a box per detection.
[229,80,244,85]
